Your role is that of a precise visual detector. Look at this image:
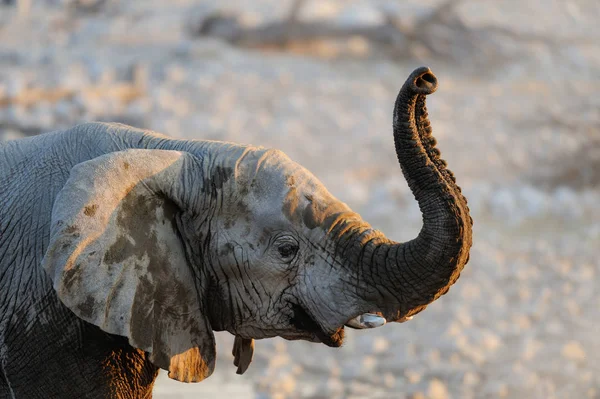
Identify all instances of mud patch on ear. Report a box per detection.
[129,275,155,349]
[77,295,97,319]
[84,204,99,217]
[62,263,83,292]
[103,234,133,265]
[64,225,79,235]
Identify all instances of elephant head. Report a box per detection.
[42,67,472,383]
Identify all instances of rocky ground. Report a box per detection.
[1,1,599,398]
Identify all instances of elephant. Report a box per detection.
[0,67,472,398]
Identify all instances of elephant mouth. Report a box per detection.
[289,304,345,347]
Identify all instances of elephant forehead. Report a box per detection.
[282,184,350,229]
[238,148,352,229]
[277,170,350,229]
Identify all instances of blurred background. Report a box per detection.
[1,0,599,398]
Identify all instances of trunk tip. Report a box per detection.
[407,67,438,95]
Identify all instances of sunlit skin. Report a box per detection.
[0,68,471,397]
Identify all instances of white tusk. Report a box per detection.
[345,313,387,329]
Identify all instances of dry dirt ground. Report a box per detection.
[1,1,599,398]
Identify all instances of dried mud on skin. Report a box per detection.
[1,1,599,398]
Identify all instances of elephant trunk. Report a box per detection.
[354,67,473,322]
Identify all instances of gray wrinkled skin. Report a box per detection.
[0,68,472,399]
[0,122,363,397]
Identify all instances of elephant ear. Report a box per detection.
[42,149,215,382]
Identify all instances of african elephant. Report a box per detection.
[0,67,471,398]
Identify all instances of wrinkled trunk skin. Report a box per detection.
[348,67,473,322]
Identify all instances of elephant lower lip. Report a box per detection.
[321,328,345,348]
[289,304,344,347]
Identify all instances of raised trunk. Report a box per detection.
[358,67,472,321]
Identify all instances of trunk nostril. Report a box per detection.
[409,68,438,94]
[420,72,436,84]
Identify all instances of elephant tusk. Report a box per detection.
[345,313,387,329]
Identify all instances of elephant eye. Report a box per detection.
[277,242,299,261]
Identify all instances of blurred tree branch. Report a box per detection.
[189,0,595,61]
